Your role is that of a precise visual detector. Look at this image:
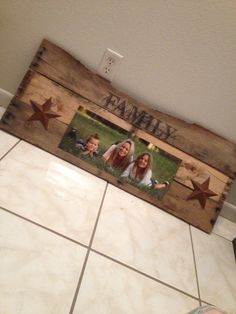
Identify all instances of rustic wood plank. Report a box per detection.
[1,38,233,233]
[16,71,229,202]
[17,70,82,125]
[0,99,221,233]
[28,39,236,178]
[160,180,221,233]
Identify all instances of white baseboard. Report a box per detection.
[220,201,236,223]
[0,88,13,119]
[0,107,6,119]
[0,89,13,107]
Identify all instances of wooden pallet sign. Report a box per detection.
[1,39,235,233]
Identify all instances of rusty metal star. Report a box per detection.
[27,98,61,130]
[187,177,217,209]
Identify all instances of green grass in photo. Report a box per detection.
[59,111,181,199]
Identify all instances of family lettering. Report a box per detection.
[102,93,177,141]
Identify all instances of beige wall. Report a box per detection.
[0,0,236,144]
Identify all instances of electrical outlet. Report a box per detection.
[97,48,124,81]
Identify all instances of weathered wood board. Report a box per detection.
[1,39,235,233]
[1,99,221,233]
[27,39,236,178]
[17,71,230,202]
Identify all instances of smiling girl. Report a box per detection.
[121,152,153,185]
[103,139,135,171]
[121,152,169,189]
[76,133,100,157]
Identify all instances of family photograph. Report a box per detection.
[59,108,181,200]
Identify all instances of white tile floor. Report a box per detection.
[0,129,235,314]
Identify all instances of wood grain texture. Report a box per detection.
[1,38,234,233]
[16,71,229,202]
[0,99,221,233]
[17,70,81,125]
[29,39,236,178]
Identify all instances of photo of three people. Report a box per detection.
[59,109,181,200]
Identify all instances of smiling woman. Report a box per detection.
[121,153,153,186]
[103,139,135,171]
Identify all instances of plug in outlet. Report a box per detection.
[97,48,124,81]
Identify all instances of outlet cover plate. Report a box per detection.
[97,48,124,81]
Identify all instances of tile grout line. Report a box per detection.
[189,225,202,306]
[1,184,205,306]
[1,203,200,304]
[0,206,88,249]
[1,137,222,307]
[0,157,217,310]
[0,138,21,161]
[91,248,200,303]
[69,182,108,314]
[212,231,234,243]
